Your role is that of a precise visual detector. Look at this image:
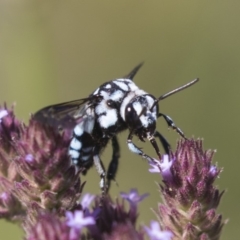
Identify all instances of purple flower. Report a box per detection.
[80,193,95,210]
[144,221,173,240]
[89,195,145,239]
[0,109,8,122]
[156,139,225,239]
[148,160,161,173]
[66,210,95,230]
[209,165,218,177]
[120,189,149,205]
[149,155,175,183]
[0,105,84,230]
[25,154,34,163]
[0,192,8,201]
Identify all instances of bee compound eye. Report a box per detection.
[125,105,140,125]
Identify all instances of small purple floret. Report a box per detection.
[144,221,173,240]
[149,161,161,173]
[66,210,95,230]
[25,154,34,163]
[209,165,218,177]
[0,109,8,122]
[0,192,8,201]
[149,155,175,183]
[120,189,148,205]
[80,194,95,210]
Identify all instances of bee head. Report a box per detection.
[124,94,158,140]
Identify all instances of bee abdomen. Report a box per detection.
[69,126,94,166]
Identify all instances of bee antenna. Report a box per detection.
[150,78,199,111]
[124,62,144,80]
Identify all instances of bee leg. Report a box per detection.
[93,154,107,196]
[158,113,187,139]
[154,131,171,154]
[106,136,120,192]
[147,134,162,159]
[127,131,154,162]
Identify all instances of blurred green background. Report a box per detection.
[0,1,239,239]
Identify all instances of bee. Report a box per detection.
[34,64,198,193]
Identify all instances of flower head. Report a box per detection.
[0,105,84,232]
[89,194,145,239]
[15,119,84,232]
[156,139,225,239]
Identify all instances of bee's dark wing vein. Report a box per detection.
[33,98,91,129]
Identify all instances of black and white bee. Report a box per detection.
[34,64,198,193]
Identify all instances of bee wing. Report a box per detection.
[33,98,92,130]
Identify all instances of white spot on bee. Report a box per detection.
[139,111,156,128]
[113,80,129,91]
[100,178,105,189]
[133,101,143,115]
[135,89,147,96]
[128,141,142,155]
[96,104,106,115]
[140,115,149,128]
[110,90,124,101]
[84,117,95,133]
[146,95,155,107]
[69,149,80,159]
[99,109,118,128]
[128,82,138,91]
[86,107,94,115]
[99,90,110,99]
[152,109,157,118]
[72,159,78,165]
[93,88,99,95]
[81,155,90,161]
[70,138,82,150]
[74,125,83,136]
[118,78,132,83]
[96,89,124,116]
